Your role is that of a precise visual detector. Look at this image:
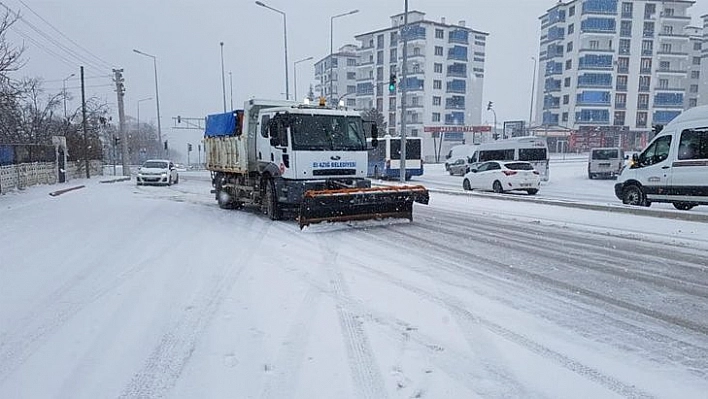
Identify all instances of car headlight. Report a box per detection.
[161,173,167,177]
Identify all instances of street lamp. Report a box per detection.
[255,1,290,100]
[329,9,359,105]
[229,71,234,110]
[133,49,163,155]
[220,42,227,112]
[529,56,537,132]
[293,56,313,101]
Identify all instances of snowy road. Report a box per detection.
[1,173,708,398]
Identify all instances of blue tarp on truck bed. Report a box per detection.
[205,111,240,137]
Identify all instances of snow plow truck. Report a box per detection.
[204,98,429,228]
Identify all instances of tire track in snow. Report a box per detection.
[338,241,655,399]
[259,286,321,399]
[0,247,170,384]
[316,236,388,399]
[118,217,267,398]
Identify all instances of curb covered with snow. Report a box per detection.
[426,187,708,223]
[48,185,86,197]
[100,176,132,184]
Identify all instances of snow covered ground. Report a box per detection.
[1,169,708,398]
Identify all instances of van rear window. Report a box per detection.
[592,149,619,160]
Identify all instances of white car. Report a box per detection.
[462,160,540,195]
[136,159,179,186]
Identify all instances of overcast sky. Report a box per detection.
[5,0,708,162]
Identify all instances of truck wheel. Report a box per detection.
[622,184,648,207]
[526,189,538,195]
[673,202,696,211]
[217,189,234,209]
[264,179,282,220]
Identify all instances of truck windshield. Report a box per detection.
[290,115,366,151]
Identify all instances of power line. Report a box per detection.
[16,0,114,70]
[0,1,107,72]
[43,74,112,83]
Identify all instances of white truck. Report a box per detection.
[204,99,429,228]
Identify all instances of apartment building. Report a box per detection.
[700,14,708,106]
[536,0,695,139]
[353,11,488,162]
[686,25,702,109]
[314,44,359,107]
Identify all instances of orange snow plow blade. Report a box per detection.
[298,185,429,229]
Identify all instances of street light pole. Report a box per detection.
[137,97,152,164]
[400,0,409,183]
[220,42,227,112]
[62,73,75,122]
[255,1,289,100]
[133,49,163,157]
[529,56,537,132]
[293,56,313,101]
[329,9,359,106]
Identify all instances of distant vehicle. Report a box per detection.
[136,160,179,186]
[462,160,541,195]
[444,144,476,171]
[466,137,550,181]
[588,147,625,179]
[615,105,708,210]
[448,157,472,176]
[367,135,423,180]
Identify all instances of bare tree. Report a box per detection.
[0,10,24,74]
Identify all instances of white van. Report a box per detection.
[614,105,708,210]
[467,137,550,181]
[588,147,625,179]
[444,144,475,171]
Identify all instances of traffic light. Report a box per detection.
[388,73,397,93]
[492,132,500,140]
[164,141,168,150]
[487,101,493,111]
[188,143,193,152]
[113,136,120,146]
[177,115,181,123]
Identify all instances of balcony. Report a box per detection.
[617,66,629,73]
[656,68,687,75]
[640,67,652,74]
[615,103,626,109]
[621,11,632,19]
[656,51,689,57]
[654,86,686,91]
[579,47,615,53]
[641,49,653,56]
[637,103,649,110]
[446,71,467,78]
[658,32,689,39]
[638,85,651,92]
[653,103,684,109]
[616,84,627,91]
[643,31,655,38]
[445,87,466,94]
[659,13,690,20]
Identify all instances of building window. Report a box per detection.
[569,5,575,17]
[622,2,633,18]
[568,24,574,34]
[433,80,442,90]
[434,46,443,56]
[377,34,384,49]
[389,97,396,109]
[658,78,668,89]
[695,42,702,51]
[347,72,356,80]
[435,29,444,39]
[567,41,573,52]
[640,58,652,73]
[619,38,631,54]
[562,112,568,122]
[563,94,569,104]
[432,112,441,122]
[637,93,649,108]
[660,43,671,53]
[432,96,441,106]
[565,59,572,70]
[347,58,357,67]
[664,8,674,17]
[691,71,700,79]
[590,40,599,49]
[659,61,670,71]
[689,98,698,108]
[564,77,571,87]
[644,3,655,19]
[434,63,443,73]
[614,111,626,126]
[690,84,699,93]
[390,48,397,63]
[390,31,398,46]
[636,111,647,127]
[617,75,628,90]
[693,57,701,66]
[377,50,384,65]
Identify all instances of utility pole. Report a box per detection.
[113,69,129,176]
[220,42,227,112]
[81,66,90,179]
[399,0,409,183]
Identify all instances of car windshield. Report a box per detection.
[142,161,168,169]
[4,2,708,398]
